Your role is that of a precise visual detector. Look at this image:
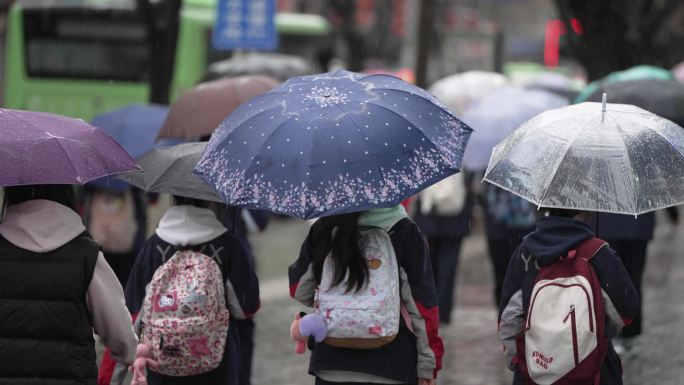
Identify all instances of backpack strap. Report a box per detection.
[571,237,607,261]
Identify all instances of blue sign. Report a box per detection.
[212,0,278,51]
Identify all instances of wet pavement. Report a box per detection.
[249,214,684,385]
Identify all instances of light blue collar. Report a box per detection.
[357,205,408,231]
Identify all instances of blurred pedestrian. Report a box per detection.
[0,184,137,384]
[82,184,148,287]
[498,208,638,385]
[220,205,269,385]
[413,172,474,324]
[481,183,537,306]
[289,205,443,385]
[101,196,260,385]
[593,212,655,355]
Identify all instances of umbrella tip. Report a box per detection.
[601,93,607,113]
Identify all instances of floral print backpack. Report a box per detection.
[140,250,230,376]
[315,227,401,349]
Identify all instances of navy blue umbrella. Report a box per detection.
[89,104,181,190]
[195,70,473,219]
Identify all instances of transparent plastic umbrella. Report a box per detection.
[483,96,684,215]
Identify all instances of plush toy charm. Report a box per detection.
[290,312,327,354]
[130,343,160,385]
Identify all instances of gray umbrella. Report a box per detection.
[484,98,684,215]
[118,143,221,202]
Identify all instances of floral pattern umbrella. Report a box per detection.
[195,70,472,219]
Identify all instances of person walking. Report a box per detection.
[289,205,444,385]
[81,184,148,287]
[220,205,269,385]
[103,196,260,385]
[481,182,537,306]
[593,212,655,355]
[0,184,138,385]
[498,208,638,385]
[413,172,474,324]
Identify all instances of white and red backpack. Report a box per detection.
[140,250,230,376]
[516,237,609,385]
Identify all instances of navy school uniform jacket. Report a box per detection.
[498,216,639,385]
[289,215,444,383]
[104,205,260,385]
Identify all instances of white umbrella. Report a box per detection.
[484,96,684,215]
[461,86,568,172]
[429,71,508,116]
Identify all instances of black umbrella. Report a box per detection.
[586,79,684,127]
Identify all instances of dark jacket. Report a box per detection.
[289,217,443,383]
[498,216,639,385]
[592,212,655,242]
[0,234,99,385]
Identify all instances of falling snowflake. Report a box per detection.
[304,86,350,108]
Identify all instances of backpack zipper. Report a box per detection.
[563,305,579,366]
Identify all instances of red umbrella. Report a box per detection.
[158,75,280,140]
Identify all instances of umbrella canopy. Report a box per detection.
[88,104,182,190]
[575,65,673,103]
[158,75,280,140]
[0,108,139,186]
[91,104,171,159]
[524,71,578,100]
[461,86,568,172]
[429,71,508,116]
[483,101,684,215]
[205,52,313,82]
[586,79,684,127]
[194,70,473,219]
[118,143,220,202]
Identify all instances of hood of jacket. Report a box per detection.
[0,199,86,253]
[522,216,595,266]
[358,205,408,231]
[155,205,227,247]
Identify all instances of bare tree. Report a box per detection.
[555,0,684,80]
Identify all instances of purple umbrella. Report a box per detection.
[0,108,140,186]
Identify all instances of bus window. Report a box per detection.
[22,5,149,81]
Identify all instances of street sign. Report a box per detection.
[212,0,278,51]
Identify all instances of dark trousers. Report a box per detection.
[487,237,524,307]
[315,377,413,385]
[609,240,648,338]
[428,236,463,324]
[234,318,255,385]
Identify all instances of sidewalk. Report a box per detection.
[250,215,684,385]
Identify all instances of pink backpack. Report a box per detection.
[516,238,609,385]
[140,250,230,376]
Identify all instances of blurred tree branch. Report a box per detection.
[554,0,684,80]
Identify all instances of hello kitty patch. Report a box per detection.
[154,292,178,312]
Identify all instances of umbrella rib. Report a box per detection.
[609,116,640,213]
[49,136,81,183]
[369,85,459,119]
[536,126,585,209]
[365,102,455,163]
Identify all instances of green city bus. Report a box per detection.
[3,0,331,121]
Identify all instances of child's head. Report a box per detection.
[310,212,367,293]
[4,184,75,210]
